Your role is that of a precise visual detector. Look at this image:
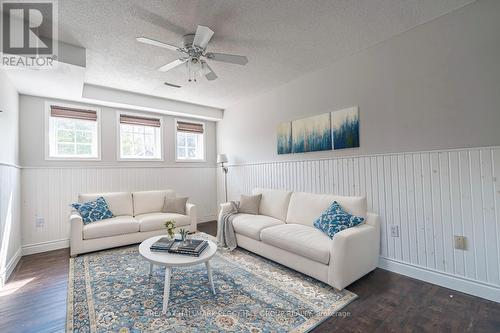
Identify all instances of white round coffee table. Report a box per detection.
[139,235,218,313]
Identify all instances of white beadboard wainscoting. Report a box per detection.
[0,164,22,286]
[21,166,217,255]
[223,146,500,302]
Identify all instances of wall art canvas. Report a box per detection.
[277,121,292,154]
[331,107,360,150]
[292,113,332,153]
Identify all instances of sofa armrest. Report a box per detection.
[186,203,197,233]
[328,213,381,289]
[70,210,84,257]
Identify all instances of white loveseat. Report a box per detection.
[70,190,197,256]
[219,188,380,290]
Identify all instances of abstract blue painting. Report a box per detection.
[292,113,332,153]
[277,122,292,154]
[331,107,360,150]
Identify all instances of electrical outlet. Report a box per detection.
[35,216,44,227]
[391,225,399,237]
[454,236,466,250]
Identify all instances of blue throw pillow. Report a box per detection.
[313,201,365,238]
[71,197,113,224]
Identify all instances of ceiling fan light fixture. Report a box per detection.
[138,24,248,83]
[186,58,203,83]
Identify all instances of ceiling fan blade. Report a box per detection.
[203,62,218,81]
[193,25,214,49]
[158,59,186,72]
[205,52,248,65]
[136,36,181,52]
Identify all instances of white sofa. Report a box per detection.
[70,190,197,256]
[219,188,380,290]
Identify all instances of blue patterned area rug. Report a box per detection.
[67,233,357,332]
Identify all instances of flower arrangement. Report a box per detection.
[164,220,176,239]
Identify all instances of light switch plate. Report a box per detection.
[454,235,466,250]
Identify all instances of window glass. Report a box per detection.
[176,129,204,161]
[48,115,99,159]
[119,116,162,160]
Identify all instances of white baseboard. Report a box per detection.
[0,247,22,288]
[379,256,500,303]
[22,239,69,256]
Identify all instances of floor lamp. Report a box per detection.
[217,154,229,202]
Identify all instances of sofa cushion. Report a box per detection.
[83,216,139,240]
[72,197,113,224]
[239,194,261,215]
[286,192,367,227]
[162,197,188,215]
[252,188,292,221]
[136,212,190,232]
[132,190,176,216]
[232,214,284,240]
[79,192,133,216]
[260,224,332,265]
[313,201,365,238]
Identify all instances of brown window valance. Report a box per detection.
[50,105,97,121]
[177,121,204,133]
[120,114,161,128]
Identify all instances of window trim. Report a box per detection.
[116,111,164,162]
[174,118,206,163]
[44,101,102,161]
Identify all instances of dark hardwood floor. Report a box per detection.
[0,248,69,333]
[1,221,499,332]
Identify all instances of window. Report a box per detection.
[118,113,162,160]
[176,120,205,161]
[47,104,100,159]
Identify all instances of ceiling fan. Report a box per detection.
[137,25,248,83]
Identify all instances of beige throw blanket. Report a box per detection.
[216,201,239,251]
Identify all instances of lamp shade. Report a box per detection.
[217,154,228,164]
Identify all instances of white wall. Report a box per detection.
[217,0,500,302]
[0,72,19,166]
[19,95,217,167]
[0,69,21,287]
[218,0,500,164]
[19,95,218,254]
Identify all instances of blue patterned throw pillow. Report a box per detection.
[71,197,113,224]
[313,201,365,238]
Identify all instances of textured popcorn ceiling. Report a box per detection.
[56,0,474,109]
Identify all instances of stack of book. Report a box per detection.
[150,238,208,257]
[169,239,208,256]
[150,237,176,252]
